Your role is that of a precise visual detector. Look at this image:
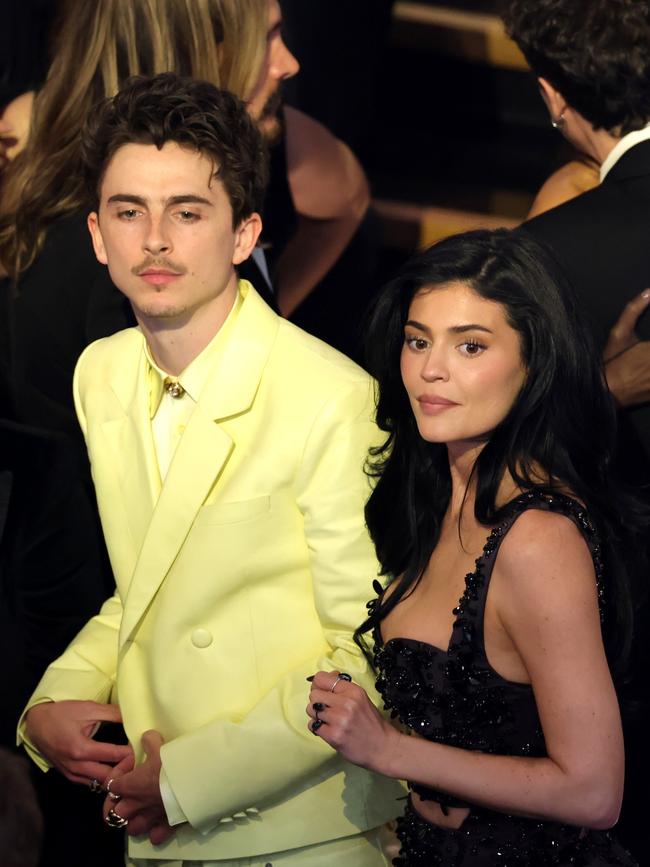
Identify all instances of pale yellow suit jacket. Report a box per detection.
[21,283,402,861]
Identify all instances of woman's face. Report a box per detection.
[400,281,526,450]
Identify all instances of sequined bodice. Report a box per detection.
[372,491,604,807]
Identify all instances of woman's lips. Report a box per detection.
[417,395,459,414]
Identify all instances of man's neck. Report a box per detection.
[577,119,619,166]
[137,282,238,376]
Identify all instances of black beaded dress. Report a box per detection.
[371,491,637,866]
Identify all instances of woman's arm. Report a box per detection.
[308,510,624,829]
[276,106,370,316]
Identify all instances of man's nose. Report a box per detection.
[143,217,172,255]
[273,38,300,81]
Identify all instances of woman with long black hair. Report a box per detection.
[307,228,641,865]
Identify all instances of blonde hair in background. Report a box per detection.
[0,0,268,279]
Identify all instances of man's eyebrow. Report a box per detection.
[106,194,213,207]
[106,194,146,206]
[405,319,493,335]
[166,195,213,207]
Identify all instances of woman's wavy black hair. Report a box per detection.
[356,228,643,679]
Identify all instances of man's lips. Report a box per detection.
[138,269,183,285]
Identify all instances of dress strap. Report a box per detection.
[449,491,604,667]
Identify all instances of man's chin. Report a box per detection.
[135,302,189,323]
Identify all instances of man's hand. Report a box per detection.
[24,700,133,785]
[604,289,650,407]
[102,730,177,845]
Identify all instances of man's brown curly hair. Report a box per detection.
[502,0,650,134]
[81,72,269,226]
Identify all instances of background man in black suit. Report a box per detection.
[502,2,650,859]
[502,0,650,481]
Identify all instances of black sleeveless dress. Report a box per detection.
[371,491,637,866]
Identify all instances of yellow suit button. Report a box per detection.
[190,628,213,648]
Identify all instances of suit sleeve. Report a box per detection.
[160,377,384,832]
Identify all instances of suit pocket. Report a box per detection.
[194,495,271,526]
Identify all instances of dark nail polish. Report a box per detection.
[313,702,325,711]
[306,675,315,682]
[312,719,324,734]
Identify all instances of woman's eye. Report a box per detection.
[458,340,485,357]
[405,336,429,351]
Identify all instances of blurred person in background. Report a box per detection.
[503,1,650,859]
[278,0,396,356]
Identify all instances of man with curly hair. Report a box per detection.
[18,73,402,866]
[503,0,650,425]
[503,2,650,860]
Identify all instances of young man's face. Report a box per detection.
[87,141,259,328]
[246,0,299,141]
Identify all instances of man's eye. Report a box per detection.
[178,211,199,221]
[118,209,139,220]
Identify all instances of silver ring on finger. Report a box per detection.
[105,808,128,829]
[89,778,103,794]
[105,778,121,802]
[330,672,352,693]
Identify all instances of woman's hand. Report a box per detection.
[306,670,401,775]
[604,289,650,407]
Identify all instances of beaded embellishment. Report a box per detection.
[368,492,636,865]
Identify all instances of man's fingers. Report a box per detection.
[88,702,124,724]
[107,750,136,780]
[141,729,164,755]
[61,760,123,786]
[87,741,133,764]
[149,822,176,845]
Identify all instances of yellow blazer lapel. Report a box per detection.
[99,342,160,585]
[120,285,280,643]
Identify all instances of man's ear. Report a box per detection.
[87,211,108,265]
[232,212,263,266]
[537,77,568,122]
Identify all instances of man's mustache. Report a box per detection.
[132,257,187,276]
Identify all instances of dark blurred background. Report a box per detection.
[282,0,566,264]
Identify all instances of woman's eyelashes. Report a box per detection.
[457,339,487,357]
[403,333,488,357]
